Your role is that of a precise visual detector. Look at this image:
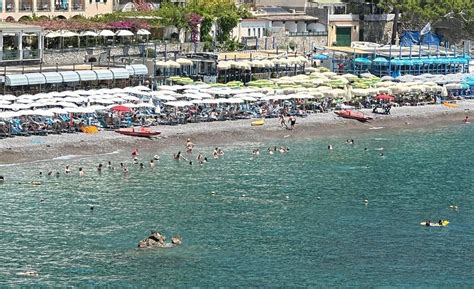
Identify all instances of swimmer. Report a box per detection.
[120,162,124,168]
[153,155,160,160]
[123,166,129,173]
[267,147,274,155]
[252,148,260,155]
[97,163,103,172]
[65,166,71,174]
[174,151,183,160]
[90,206,94,210]
[186,138,194,153]
[350,139,354,145]
[79,167,84,177]
[133,157,138,164]
[464,115,469,123]
[131,148,139,157]
[39,171,43,176]
[55,172,60,178]
[217,148,224,156]
[107,161,112,169]
[213,148,219,159]
[328,145,333,150]
[47,171,53,176]
[380,153,384,157]
[0,176,4,183]
[150,159,155,168]
[364,148,368,151]
[139,163,144,169]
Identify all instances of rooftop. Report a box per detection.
[257,14,319,21]
[0,22,42,31]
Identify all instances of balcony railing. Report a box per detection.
[19,1,33,11]
[5,3,15,11]
[2,50,20,60]
[36,3,51,11]
[288,31,328,37]
[23,49,40,60]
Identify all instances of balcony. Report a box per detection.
[23,49,41,60]
[55,0,69,11]
[36,0,51,11]
[19,0,33,11]
[5,0,15,11]
[71,0,84,11]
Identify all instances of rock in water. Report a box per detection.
[138,232,182,248]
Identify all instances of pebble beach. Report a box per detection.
[0,100,472,165]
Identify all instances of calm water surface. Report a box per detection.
[0,124,473,287]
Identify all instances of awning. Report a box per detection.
[25,73,46,85]
[76,70,98,81]
[94,69,114,80]
[59,71,80,82]
[5,74,28,86]
[110,68,130,80]
[42,72,63,84]
[127,64,148,76]
[125,66,135,75]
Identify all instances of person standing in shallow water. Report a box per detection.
[186,138,194,153]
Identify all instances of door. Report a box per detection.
[336,27,351,46]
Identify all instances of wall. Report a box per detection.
[360,14,394,45]
[42,42,206,65]
[254,34,327,53]
[327,20,359,46]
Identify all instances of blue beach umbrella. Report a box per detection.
[313,54,329,60]
[372,57,389,66]
[354,57,371,65]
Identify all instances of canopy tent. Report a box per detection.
[5,74,28,86]
[136,29,151,35]
[110,68,131,80]
[99,30,115,37]
[116,30,134,37]
[94,69,114,81]
[42,72,63,84]
[76,70,98,81]
[126,64,148,76]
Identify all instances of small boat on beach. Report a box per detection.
[335,110,373,122]
[251,119,265,126]
[116,127,161,138]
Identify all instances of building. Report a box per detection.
[254,7,321,36]
[327,14,360,46]
[0,0,113,22]
[0,22,43,64]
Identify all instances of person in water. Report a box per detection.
[65,166,71,174]
[131,148,139,157]
[55,172,60,178]
[174,151,187,161]
[464,115,469,123]
[252,148,260,155]
[186,138,194,153]
[213,148,219,159]
[79,167,84,177]
[328,145,333,150]
[133,157,138,164]
[150,159,155,168]
[97,164,103,173]
[0,176,4,183]
[139,163,144,169]
[107,161,112,169]
[425,220,431,227]
[267,147,274,155]
[217,148,224,156]
[438,219,443,225]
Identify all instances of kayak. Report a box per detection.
[334,110,373,122]
[442,102,458,108]
[116,127,161,138]
[251,119,265,126]
[420,220,449,227]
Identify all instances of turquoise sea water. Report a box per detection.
[1,124,473,287]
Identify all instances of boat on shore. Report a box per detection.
[335,110,373,122]
[115,127,161,138]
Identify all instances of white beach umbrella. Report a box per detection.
[60,30,79,37]
[136,102,155,108]
[99,30,115,37]
[176,58,193,66]
[153,94,176,101]
[48,108,68,114]
[81,31,98,37]
[165,100,194,107]
[116,30,134,37]
[1,94,17,101]
[137,29,151,35]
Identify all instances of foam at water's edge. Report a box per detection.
[0,150,121,167]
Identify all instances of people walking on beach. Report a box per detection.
[186,138,194,153]
[279,114,288,129]
[288,115,296,130]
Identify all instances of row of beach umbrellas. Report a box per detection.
[45,29,151,38]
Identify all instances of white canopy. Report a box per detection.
[137,29,151,35]
[81,31,98,37]
[116,30,134,37]
[165,100,194,107]
[99,30,115,37]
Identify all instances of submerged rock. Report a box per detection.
[138,232,182,248]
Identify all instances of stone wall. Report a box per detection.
[42,42,206,66]
[361,15,394,44]
[254,34,327,53]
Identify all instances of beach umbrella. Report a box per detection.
[111,105,131,112]
[354,58,371,65]
[116,30,134,37]
[313,53,329,60]
[60,30,79,37]
[375,93,395,102]
[372,57,389,66]
[137,29,151,35]
[81,31,98,37]
[164,100,194,107]
[176,58,193,66]
[123,103,138,108]
[136,103,155,108]
[99,30,115,37]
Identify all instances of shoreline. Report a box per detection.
[0,101,472,165]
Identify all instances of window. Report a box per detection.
[253,28,256,36]
[19,0,32,11]
[247,28,251,37]
[36,0,50,11]
[257,28,261,38]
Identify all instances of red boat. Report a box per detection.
[334,110,373,122]
[116,127,161,138]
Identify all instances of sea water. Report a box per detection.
[0,124,473,287]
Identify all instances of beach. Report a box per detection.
[0,100,472,164]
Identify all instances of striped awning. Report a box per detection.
[25,73,46,85]
[94,69,114,80]
[5,74,28,86]
[59,71,80,83]
[42,72,63,84]
[76,70,98,81]
[110,68,130,80]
